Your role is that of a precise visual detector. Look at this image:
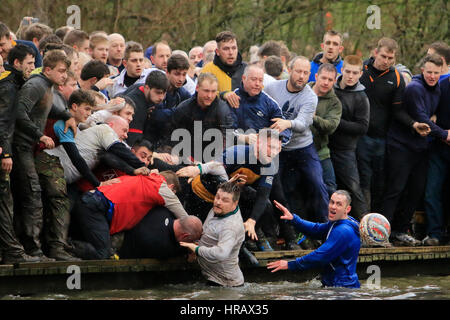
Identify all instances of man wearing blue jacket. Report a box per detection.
[267,190,360,288]
[382,53,448,246]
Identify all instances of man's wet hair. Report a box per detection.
[145,70,169,91]
[68,89,96,109]
[132,139,154,152]
[167,54,190,72]
[333,190,352,206]
[7,44,35,65]
[80,60,109,81]
[217,181,241,203]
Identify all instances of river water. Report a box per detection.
[3,275,450,300]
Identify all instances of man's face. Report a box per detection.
[72,102,93,123]
[427,48,446,74]
[288,59,310,91]
[15,54,35,79]
[213,189,238,215]
[328,193,351,221]
[257,136,281,164]
[116,104,135,124]
[216,39,238,66]
[0,35,13,60]
[321,34,343,62]
[242,67,264,96]
[45,62,68,86]
[373,47,396,71]
[314,70,336,95]
[341,63,363,87]
[196,79,218,108]
[109,119,129,141]
[145,86,166,105]
[108,37,125,61]
[189,47,203,66]
[131,146,153,167]
[168,68,188,89]
[59,78,78,101]
[77,39,90,54]
[151,44,171,72]
[124,51,144,78]
[421,62,442,87]
[91,43,109,64]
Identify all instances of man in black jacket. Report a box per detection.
[11,50,76,261]
[0,44,41,264]
[124,70,168,146]
[171,72,234,163]
[329,55,369,220]
[356,37,430,212]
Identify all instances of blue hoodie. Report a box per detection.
[287,214,360,288]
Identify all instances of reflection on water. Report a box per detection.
[3,275,450,300]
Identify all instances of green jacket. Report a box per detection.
[308,82,342,160]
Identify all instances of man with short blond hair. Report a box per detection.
[89,34,109,64]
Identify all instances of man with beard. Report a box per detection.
[201,31,246,109]
[265,56,329,223]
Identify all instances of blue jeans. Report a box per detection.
[356,135,386,212]
[331,149,368,219]
[321,158,337,197]
[280,144,329,222]
[424,143,450,241]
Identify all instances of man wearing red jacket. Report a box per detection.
[72,170,189,260]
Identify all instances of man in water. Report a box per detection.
[267,190,360,288]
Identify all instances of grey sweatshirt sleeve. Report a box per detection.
[158,182,189,219]
[289,94,317,133]
[197,228,238,262]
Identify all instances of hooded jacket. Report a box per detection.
[308,52,343,82]
[329,76,370,151]
[387,74,444,152]
[288,214,360,288]
[308,81,342,160]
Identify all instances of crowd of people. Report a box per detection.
[0,17,449,287]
